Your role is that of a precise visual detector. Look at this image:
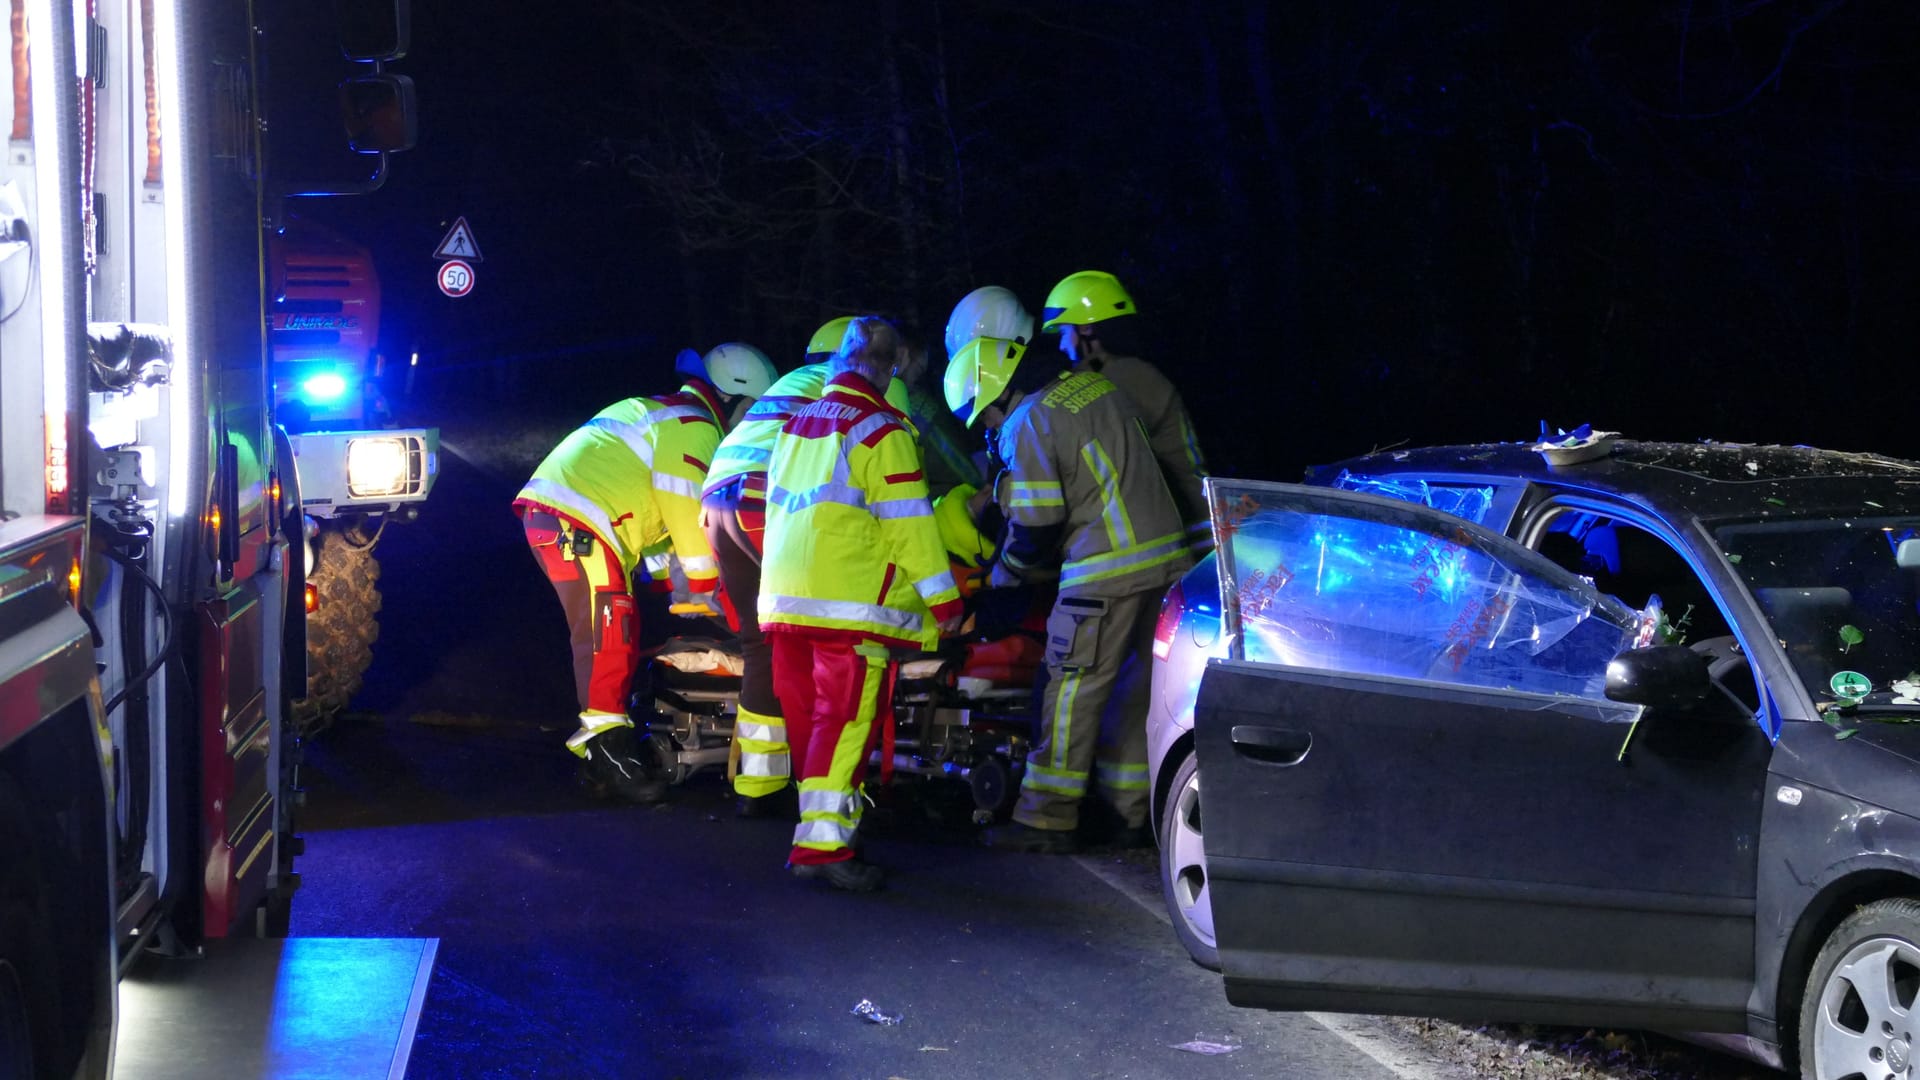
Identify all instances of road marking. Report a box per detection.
[1070,854,1459,1080]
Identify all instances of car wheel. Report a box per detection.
[1158,754,1219,970]
[1800,897,1920,1080]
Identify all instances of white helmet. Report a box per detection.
[700,342,777,399]
[945,286,1035,361]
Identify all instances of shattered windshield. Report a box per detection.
[1717,517,1920,708]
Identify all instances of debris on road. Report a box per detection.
[852,999,902,1026]
[1172,1040,1239,1055]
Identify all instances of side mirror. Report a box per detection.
[1605,645,1711,708]
[339,74,417,154]
[334,0,410,62]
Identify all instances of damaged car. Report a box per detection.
[1148,438,1920,1078]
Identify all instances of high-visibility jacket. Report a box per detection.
[992,368,1192,599]
[1094,355,1210,551]
[514,381,724,592]
[760,372,962,650]
[704,364,913,499]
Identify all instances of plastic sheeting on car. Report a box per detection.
[1329,470,1497,526]
[1211,481,1637,700]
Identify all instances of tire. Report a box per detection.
[1799,896,1920,1080]
[1158,753,1219,970]
[291,528,383,737]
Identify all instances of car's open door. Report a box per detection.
[1195,480,1768,1032]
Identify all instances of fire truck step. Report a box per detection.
[114,937,438,1079]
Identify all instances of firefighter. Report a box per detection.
[514,344,777,803]
[760,316,964,891]
[701,318,917,819]
[944,337,1191,852]
[1041,271,1211,556]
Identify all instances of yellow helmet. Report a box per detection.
[807,316,857,358]
[943,337,1025,429]
[1040,270,1136,332]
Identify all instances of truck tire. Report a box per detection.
[290,528,383,737]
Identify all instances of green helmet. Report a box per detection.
[1040,270,1136,332]
[944,337,1025,429]
[807,316,857,358]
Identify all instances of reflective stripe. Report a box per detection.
[1096,761,1151,791]
[793,818,856,847]
[869,497,933,521]
[565,712,634,754]
[1051,669,1082,772]
[1079,440,1135,550]
[680,554,718,574]
[768,481,867,514]
[517,478,620,552]
[1009,480,1064,509]
[913,571,957,602]
[1060,532,1187,588]
[739,751,789,778]
[643,553,672,577]
[652,472,703,500]
[847,412,895,446]
[1024,762,1088,796]
[1181,417,1205,471]
[736,718,786,744]
[762,594,923,633]
[586,404,711,466]
[799,788,859,816]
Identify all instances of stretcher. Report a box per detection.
[640,629,1045,823]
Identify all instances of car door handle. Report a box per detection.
[1230,725,1313,766]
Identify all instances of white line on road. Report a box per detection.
[1070,854,1460,1080]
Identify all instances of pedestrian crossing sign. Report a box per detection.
[432,216,482,262]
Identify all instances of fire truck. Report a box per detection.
[270,219,438,735]
[1,2,434,1076]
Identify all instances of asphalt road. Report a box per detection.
[287,422,1456,1079]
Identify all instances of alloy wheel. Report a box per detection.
[1166,768,1215,950]
[1813,935,1920,1080]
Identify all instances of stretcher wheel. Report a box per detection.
[968,755,1019,821]
[643,732,687,785]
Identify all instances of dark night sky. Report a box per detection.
[301,1,1920,481]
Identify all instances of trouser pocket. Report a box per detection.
[1045,595,1108,671]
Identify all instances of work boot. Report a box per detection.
[789,856,886,893]
[577,726,668,805]
[984,822,1080,854]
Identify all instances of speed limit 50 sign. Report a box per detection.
[438,259,475,298]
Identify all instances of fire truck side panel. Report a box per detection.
[0,517,116,1076]
[197,586,277,937]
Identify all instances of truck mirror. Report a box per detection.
[339,74,417,154]
[334,0,410,62]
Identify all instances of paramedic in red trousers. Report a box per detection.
[944,336,1191,852]
[514,344,777,803]
[1042,271,1211,557]
[701,317,913,819]
[760,317,964,891]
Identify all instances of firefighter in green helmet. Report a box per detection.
[1041,271,1211,557]
[944,336,1192,852]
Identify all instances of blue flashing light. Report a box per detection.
[301,372,350,403]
